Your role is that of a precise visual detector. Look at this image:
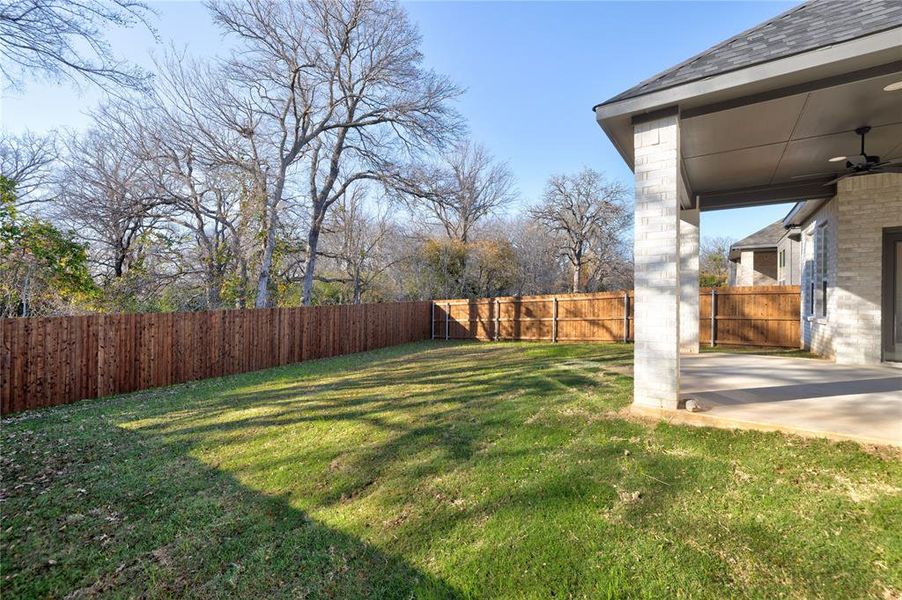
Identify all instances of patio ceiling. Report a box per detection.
[595,25,902,212]
[682,69,902,210]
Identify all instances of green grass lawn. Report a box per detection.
[2,341,900,599]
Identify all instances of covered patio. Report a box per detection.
[594,0,902,445]
[680,353,902,447]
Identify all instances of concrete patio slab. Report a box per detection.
[670,354,902,447]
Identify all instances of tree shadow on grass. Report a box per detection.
[133,342,631,439]
[7,341,625,597]
[1,419,463,599]
[121,342,636,508]
[7,341,886,598]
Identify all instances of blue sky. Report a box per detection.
[0,0,799,242]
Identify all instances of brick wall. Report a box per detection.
[800,173,902,364]
[834,173,902,364]
[680,208,700,353]
[777,234,801,285]
[752,250,778,285]
[800,198,837,358]
[632,112,682,408]
[733,250,779,286]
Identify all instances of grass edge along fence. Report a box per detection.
[433,285,801,348]
[1,301,432,415]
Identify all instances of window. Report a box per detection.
[815,223,828,317]
[809,281,815,315]
[778,249,786,285]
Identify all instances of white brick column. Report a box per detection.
[680,207,700,353]
[633,111,682,409]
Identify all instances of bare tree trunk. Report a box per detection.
[255,177,283,308]
[21,265,31,317]
[255,218,277,307]
[204,266,222,309]
[572,261,581,293]
[353,265,361,304]
[237,257,249,309]
[301,223,321,306]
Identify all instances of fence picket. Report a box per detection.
[435,286,800,348]
[1,301,432,415]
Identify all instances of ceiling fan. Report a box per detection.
[792,126,902,185]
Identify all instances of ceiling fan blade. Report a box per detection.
[791,171,838,180]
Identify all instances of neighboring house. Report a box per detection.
[727,220,800,286]
[593,0,902,409]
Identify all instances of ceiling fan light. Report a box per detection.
[883,80,902,92]
[828,155,847,162]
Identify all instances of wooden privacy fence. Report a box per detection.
[434,285,801,348]
[1,301,432,415]
[433,291,634,342]
[699,285,801,348]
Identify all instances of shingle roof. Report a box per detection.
[601,0,902,106]
[729,220,788,260]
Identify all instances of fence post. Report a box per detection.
[623,291,629,342]
[710,289,717,348]
[495,298,501,341]
[431,302,435,340]
[551,297,558,343]
[445,302,451,341]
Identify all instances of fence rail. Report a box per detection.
[1,301,432,415]
[432,291,634,342]
[699,285,801,348]
[434,285,801,348]
[1,286,801,416]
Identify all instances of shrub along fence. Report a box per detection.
[1,301,432,415]
[433,285,801,348]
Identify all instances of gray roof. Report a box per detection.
[601,0,902,106]
[728,220,788,260]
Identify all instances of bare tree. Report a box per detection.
[700,235,733,287]
[509,217,566,295]
[193,0,461,307]
[530,168,631,293]
[402,141,516,244]
[0,0,155,91]
[316,189,397,303]
[0,131,58,207]
[93,98,255,309]
[54,127,165,286]
[585,231,632,291]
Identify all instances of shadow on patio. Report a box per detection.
[679,353,902,447]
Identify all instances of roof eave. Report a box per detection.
[595,27,902,119]
[783,198,829,227]
[594,27,902,165]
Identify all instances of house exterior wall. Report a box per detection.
[730,250,779,286]
[800,173,902,364]
[800,198,838,358]
[777,235,801,285]
[833,173,902,364]
[753,250,778,284]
